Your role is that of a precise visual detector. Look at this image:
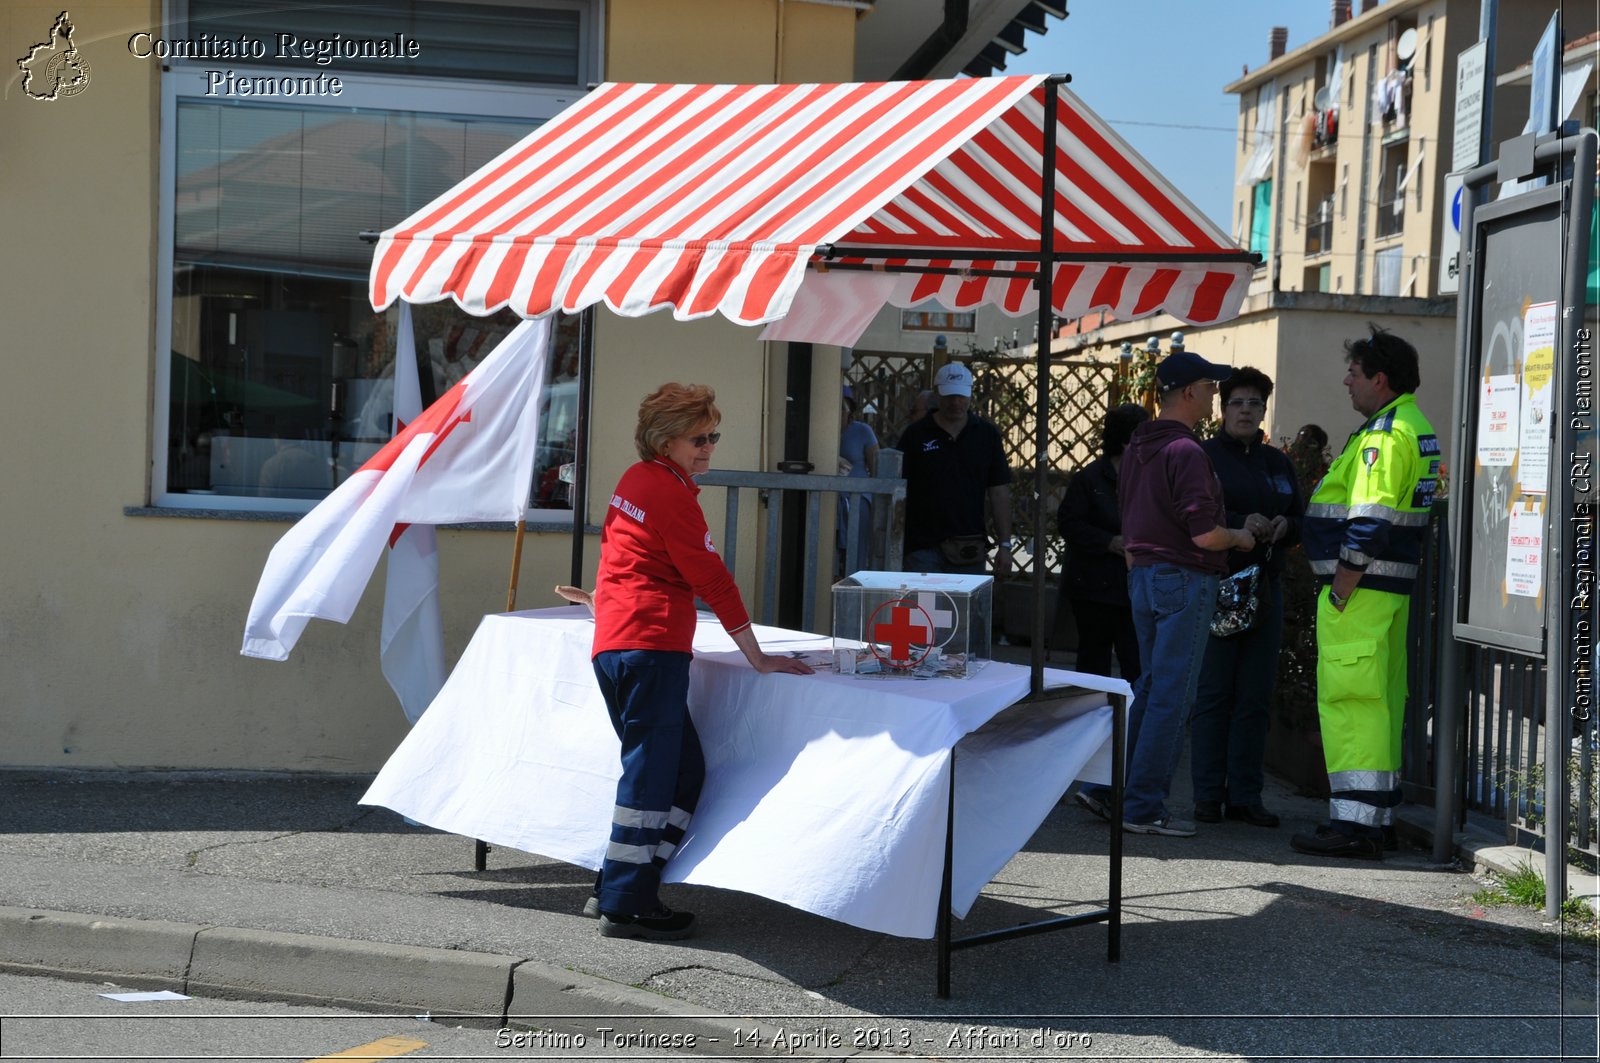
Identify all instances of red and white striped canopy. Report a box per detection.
[369,76,1254,340]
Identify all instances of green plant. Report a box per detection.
[1112,347,1158,410]
[1471,859,1600,941]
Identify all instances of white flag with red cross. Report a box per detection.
[380,304,448,724]
[241,317,551,663]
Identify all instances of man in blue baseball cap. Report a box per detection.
[1075,348,1254,837]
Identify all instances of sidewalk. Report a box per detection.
[0,765,1594,1060]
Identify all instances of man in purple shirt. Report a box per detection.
[1076,351,1255,836]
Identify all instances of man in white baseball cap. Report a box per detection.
[897,361,1014,578]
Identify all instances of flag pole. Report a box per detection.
[505,518,528,612]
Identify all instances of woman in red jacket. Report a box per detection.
[585,383,812,941]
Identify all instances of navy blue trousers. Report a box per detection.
[591,649,704,916]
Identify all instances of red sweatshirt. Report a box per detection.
[591,458,752,656]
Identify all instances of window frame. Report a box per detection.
[150,2,599,515]
[900,310,977,334]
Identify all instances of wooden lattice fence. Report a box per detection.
[843,353,1121,576]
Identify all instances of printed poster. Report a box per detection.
[1516,301,1557,494]
[1475,373,1519,466]
[1504,501,1544,599]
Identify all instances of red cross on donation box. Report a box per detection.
[872,601,932,665]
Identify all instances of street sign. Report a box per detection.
[1453,40,1488,172]
[1439,172,1464,294]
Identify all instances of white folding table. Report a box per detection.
[362,606,1128,994]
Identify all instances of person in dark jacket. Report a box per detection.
[1057,403,1149,681]
[1189,367,1306,829]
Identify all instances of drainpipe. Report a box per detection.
[892,0,968,81]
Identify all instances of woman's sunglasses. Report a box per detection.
[687,432,722,447]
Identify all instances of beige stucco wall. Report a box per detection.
[0,0,859,771]
[607,0,855,84]
[1061,296,1457,470]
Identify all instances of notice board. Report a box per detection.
[1454,186,1564,654]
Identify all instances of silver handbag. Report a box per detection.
[1211,556,1265,639]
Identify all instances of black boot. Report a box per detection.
[1290,825,1382,861]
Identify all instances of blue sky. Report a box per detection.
[1005,0,1338,229]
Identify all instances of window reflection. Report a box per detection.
[165,95,578,510]
[168,266,580,508]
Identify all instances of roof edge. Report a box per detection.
[1224,0,1433,96]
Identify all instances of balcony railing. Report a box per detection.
[1304,198,1335,255]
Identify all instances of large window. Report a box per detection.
[1249,180,1272,257]
[153,1,596,513]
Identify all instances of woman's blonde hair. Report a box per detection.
[635,383,720,463]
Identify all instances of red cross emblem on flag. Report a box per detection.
[869,597,934,668]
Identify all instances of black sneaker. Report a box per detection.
[598,906,696,941]
[1193,800,1223,823]
[1073,790,1112,822]
[582,870,602,918]
[1290,826,1382,861]
[1225,803,1281,828]
[1382,825,1400,851]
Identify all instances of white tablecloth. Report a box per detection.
[361,607,1128,938]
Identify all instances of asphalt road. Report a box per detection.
[1,771,1595,1062]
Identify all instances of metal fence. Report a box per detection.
[1405,502,1598,865]
[697,453,905,634]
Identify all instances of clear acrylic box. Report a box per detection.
[831,571,992,678]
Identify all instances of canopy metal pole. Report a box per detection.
[815,245,1258,266]
[569,307,596,586]
[1030,76,1065,696]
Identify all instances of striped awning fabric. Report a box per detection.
[369,76,1254,337]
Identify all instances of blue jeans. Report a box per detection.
[1190,577,1285,808]
[591,650,703,916]
[1087,563,1218,824]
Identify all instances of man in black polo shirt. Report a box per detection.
[898,363,1014,577]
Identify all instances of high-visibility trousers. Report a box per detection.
[1315,585,1409,831]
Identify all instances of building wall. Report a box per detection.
[607,0,855,83]
[0,0,859,771]
[1057,294,1457,468]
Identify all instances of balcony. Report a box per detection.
[1304,197,1335,256]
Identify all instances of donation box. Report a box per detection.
[831,571,992,678]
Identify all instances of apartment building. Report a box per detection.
[1058,0,1594,458]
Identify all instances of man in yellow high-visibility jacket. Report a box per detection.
[1293,327,1439,861]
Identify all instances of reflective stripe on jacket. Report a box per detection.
[1302,393,1439,595]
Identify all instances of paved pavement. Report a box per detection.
[1,750,1595,1061]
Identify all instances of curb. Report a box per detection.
[0,906,197,990]
[0,906,844,1057]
